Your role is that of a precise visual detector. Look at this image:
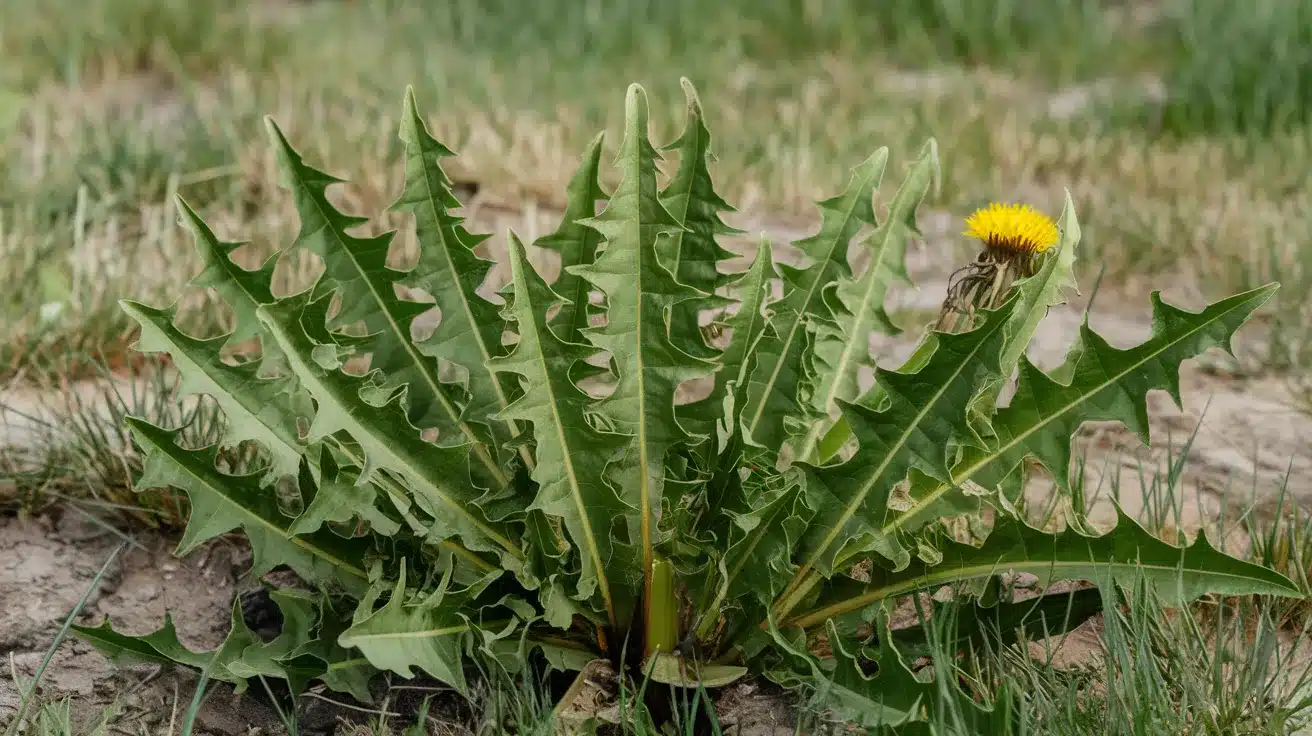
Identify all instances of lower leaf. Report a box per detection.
[788,508,1300,630]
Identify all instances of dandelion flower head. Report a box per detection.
[963,203,1058,255]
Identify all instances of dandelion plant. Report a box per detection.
[75,79,1297,728]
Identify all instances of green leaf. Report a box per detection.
[227,589,325,694]
[884,283,1280,539]
[124,288,414,538]
[291,448,402,538]
[488,234,636,629]
[126,417,371,594]
[741,150,887,451]
[658,77,741,362]
[571,84,718,601]
[768,616,930,728]
[74,600,271,694]
[888,586,1104,659]
[786,295,1020,597]
[338,562,509,694]
[647,652,748,688]
[120,300,310,484]
[71,613,213,671]
[796,141,937,462]
[175,196,280,352]
[789,509,1301,629]
[975,190,1081,419]
[392,89,526,461]
[265,115,507,489]
[256,293,524,567]
[534,131,609,345]
[708,474,811,626]
[715,241,776,429]
[292,599,378,702]
[812,191,1078,465]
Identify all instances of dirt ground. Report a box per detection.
[3,205,1310,733]
[0,512,290,734]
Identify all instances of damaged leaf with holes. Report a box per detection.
[77,77,1295,727]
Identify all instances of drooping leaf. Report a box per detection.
[74,600,278,694]
[789,509,1300,629]
[338,561,512,694]
[71,613,214,671]
[392,89,526,459]
[534,131,609,344]
[658,77,741,362]
[227,589,326,694]
[266,115,508,488]
[126,417,371,594]
[570,85,718,601]
[741,151,887,451]
[883,283,1280,539]
[487,234,635,629]
[767,616,930,729]
[795,141,937,462]
[255,292,525,567]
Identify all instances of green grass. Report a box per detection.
[0,0,291,91]
[1150,0,1312,137]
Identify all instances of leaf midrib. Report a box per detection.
[791,552,1292,629]
[724,490,792,589]
[663,126,703,283]
[746,190,867,436]
[880,292,1263,538]
[527,308,616,624]
[163,437,368,581]
[267,310,522,558]
[800,316,1004,579]
[798,229,893,459]
[148,312,301,457]
[300,174,504,485]
[415,153,522,434]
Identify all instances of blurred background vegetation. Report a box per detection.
[0,0,1309,376]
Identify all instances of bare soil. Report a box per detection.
[3,207,1310,732]
[0,511,289,734]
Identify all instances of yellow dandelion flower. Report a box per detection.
[963,203,1059,255]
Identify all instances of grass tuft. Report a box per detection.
[1150,0,1312,137]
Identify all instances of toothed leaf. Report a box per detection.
[791,509,1300,629]
[489,234,637,628]
[392,90,525,455]
[796,141,937,462]
[127,417,371,594]
[256,293,524,567]
[741,151,887,451]
[570,85,718,603]
[534,132,609,344]
[266,116,508,491]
